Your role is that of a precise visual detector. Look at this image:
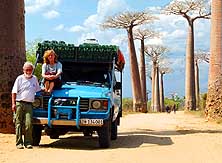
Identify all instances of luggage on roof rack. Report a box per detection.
[36,40,125,71]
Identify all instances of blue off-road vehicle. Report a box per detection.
[32,40,125,148]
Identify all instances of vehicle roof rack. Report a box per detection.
[36,40,125,71]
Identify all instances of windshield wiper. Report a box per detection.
[65,82,78,85]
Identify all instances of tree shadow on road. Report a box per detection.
[39,127,222,150]
[39,131,173,150]
[135,128,222,136]
[111,133,173,148]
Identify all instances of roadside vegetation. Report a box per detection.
[185,93,207,118]
[123,93,207,117]
[26,39,42,79]
[122,95,185,115]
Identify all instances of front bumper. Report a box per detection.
[33,117,104,127]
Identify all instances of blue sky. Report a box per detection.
[24,0,211,98]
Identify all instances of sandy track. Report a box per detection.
[1,111,222,163]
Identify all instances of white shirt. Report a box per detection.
[12,74,41,102]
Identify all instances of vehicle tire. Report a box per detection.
[49,134,59,139]
[111,118,118,140]
[32,125,42,146]
[97,119,111,148]
[83,130,93,137]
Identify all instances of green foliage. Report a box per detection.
[122,96,185,114]
[26,39,42,79]
[122,98,133,113]
[164,97,184,110]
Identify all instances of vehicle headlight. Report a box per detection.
[33,98,41,108]
[92,100,101,109]
[90,99,108,110]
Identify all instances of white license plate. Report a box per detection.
[80,119,103,125]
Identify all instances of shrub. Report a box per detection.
[122,98,133,113]
[26,39,42,80]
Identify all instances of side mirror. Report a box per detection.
[114,82,121,90]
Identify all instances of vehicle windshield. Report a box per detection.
[62,63,112,87]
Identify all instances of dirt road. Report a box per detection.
[1,111,222,163]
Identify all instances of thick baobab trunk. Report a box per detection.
[185,22,196,111]
[127,28,143,111]
[139,40,147,113]
[0,0,25,133]
[206,0,222,121]
[159,73,165,112]
[194,61,200,110]
[153,65,160,112]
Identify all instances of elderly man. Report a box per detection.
[11,62,41,149]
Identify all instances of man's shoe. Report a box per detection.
[25,145,33,149]
[16,144,24,149]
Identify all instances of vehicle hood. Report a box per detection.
[51,83,111,98]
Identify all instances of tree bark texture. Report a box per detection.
[151,65,155,112]
[185,22,196,111]
[206,0,222,121]
[153,65,160,112]
[127,28,143,111]
[159,73,165,112]
[0,0,25,133]
[195,61,200,110]
[139,40,147,113]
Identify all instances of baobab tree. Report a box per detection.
[0,1,25,133]
[194,50,209,109]
[159,64,172,112]
[164,0,211,111]
[101,11,156,111]
[145,44,169,112]
[134,28,159,113]
[206,0,222,121]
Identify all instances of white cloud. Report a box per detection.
[167,29,186,39]
[53,24,64,31]
[150,9,210,53]
[169,57,185,70]
[155,14,186,30]
[82,0,128,29]
[71,0,130,45]
[25,0,61,14]
[67,0,127,34]
[110,34,127,46]
[43,10,60,19]
[194,19,210,38]
[146,37,164,45]
[147,6,162,13]
[196,31,204,38]
[78,33,97,45]
[68,25,87,33]
[170,18,186,29]
[97,0,128,16]
[83,14,99,29]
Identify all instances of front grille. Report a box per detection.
[80,98,89,111]
[43,97,50,109]
[42,97,89,111]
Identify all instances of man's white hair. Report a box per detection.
[23,61,34,69]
